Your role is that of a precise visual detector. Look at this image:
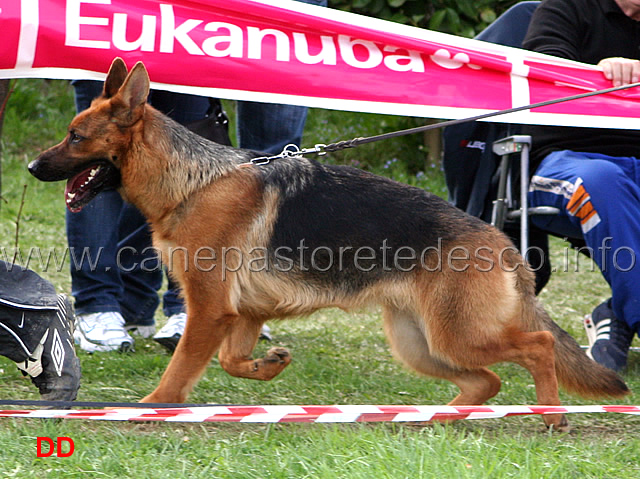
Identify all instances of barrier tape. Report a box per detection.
[1,405,639,423]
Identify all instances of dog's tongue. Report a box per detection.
[64,166,101,212]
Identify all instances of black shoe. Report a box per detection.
[0,263,81,400]
[33,295,81,400]
[1,295,81,401]
[585,299,634,372]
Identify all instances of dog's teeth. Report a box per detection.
[67,193,76,199]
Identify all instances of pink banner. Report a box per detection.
[1,0,640,128]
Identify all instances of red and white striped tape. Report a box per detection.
[1,405,639,423]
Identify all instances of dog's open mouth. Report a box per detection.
[64,163,120,213]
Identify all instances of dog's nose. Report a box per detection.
[27,159,40,177]
[27,158,52,181]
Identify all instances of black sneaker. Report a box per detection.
[10,295,82,401]
[0,261,81,401]
[584,299,634,372]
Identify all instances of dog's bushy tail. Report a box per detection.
[535,300,628,398]
[516,267,629,399]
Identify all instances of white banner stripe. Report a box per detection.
[392,413,437,422]
[467,412,509,420]
[16,0,39,69]
[314,413,362,423]
[2,405,638,423]
[240,413,289,423]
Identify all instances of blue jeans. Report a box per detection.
[236,101,307,154]
[68,81,210,324]
[235,0,326,154]
[69,0,327,322]
[529,150,640,334]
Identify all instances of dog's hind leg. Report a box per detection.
[486,329,569,432]
[217,316,291,381]
[382,306,502,406]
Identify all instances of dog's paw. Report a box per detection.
[544,414,571,434]
[265,347,291,365]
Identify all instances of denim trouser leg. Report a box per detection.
[233,0,326,153]
[66,190,125,315]
[116,204,163,325]
[162,277,184,317]
[68,81,210,321]
[236,101,308,154]
[529,150,640,333]
[148,90,211,316]
[68,81,134,316]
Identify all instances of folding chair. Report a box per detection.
[491,135,559,253]
[443,1,559,292]
[442,2,627,356]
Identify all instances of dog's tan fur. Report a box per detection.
[30,58,629,431]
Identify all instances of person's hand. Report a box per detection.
[598,57,640,87]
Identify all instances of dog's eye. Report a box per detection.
[69,131,85,144]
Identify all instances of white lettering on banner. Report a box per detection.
[17,0,40,68]
[66,0,110,49]
[383,45,425,72]
[112,13,156,51]
[247,27,290,61]
[202,22,243,58]
[338,35,383,69]
[293,33,337,65]
[430,49,481,71]
[159,4,203,55]
[64,1,475,75]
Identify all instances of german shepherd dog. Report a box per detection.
[30,58,628,431]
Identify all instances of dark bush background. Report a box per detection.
[328,0,519,37]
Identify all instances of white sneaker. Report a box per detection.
[153,314,273,353]
[125,323,156,338]
[260,324,273,341]
[153,312,187,352]
[74,311,134,353]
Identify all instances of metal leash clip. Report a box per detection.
[247,143,327,167]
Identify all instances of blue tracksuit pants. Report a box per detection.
[529,150,640,333]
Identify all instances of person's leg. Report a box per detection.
[236,101,307,154]
[153,275,188,352]
[529,150,640,370]
[66,188,137,352]
[67,81,138,351]
[147,91,211,350]
[148,90,211,125]
[234,102,307,342]
[68,81,122,316]
[116,203,162,336]
[66,190,124,316]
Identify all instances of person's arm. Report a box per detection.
[522,0,583,61]
[598,57,640,86]
[524,0,640,86]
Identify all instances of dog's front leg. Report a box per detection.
[217,316,291,381]
[141,303,237,404]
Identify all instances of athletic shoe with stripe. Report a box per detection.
[74,311,134,353]
[153,312,187,352]
[7,294,82,401]
[584,299,633,372]
[153,313,273,353]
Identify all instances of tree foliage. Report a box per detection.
[328,0,520,38]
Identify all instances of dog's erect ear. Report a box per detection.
[103,57,128,99]
[110,61,150,126]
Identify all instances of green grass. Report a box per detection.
[0,79,639,478]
